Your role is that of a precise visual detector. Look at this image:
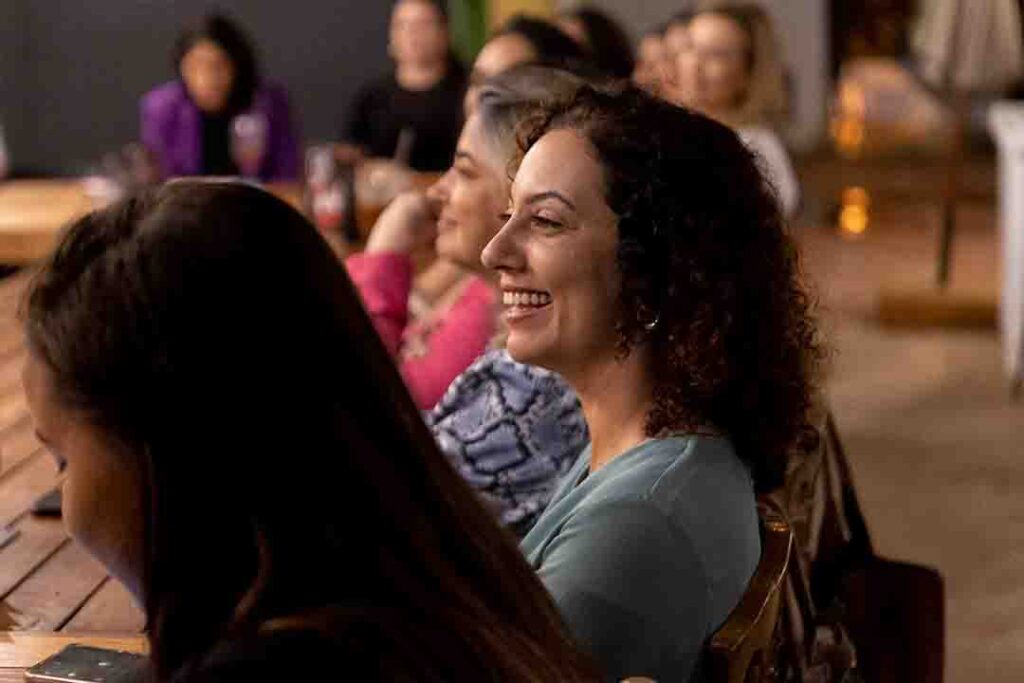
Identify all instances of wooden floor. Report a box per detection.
[793,154,1023,683]
[0,273,144,635]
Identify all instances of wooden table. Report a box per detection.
[0,273,146,660]
[0,181,93,265]
[0,174,441,266]
[0,632,147,682]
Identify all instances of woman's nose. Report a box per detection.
[481,220,521,272]
[426,169,452,206]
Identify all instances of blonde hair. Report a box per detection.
[694,1,789,128]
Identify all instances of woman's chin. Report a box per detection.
[505,335,548,369]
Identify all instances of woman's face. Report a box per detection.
[633,34,667,94]
[674,13,750,114]
[465,34,537,114]
[180,39,235,114]
[390,0,449,68]
[428,115,507,271]
[22,354,144,602]
[481,129,621,373]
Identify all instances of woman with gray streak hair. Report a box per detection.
[348,66,591,534]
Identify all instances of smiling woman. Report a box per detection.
[347,65,587,410]
[347,66,592,536]
[483,84,822,680]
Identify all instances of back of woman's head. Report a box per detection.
[476,65,589,162]
[565,7,636,79]
[518,86,821,490]
[693,1,788,126]
[23,181,590,680]
[496,15,589,71]
[173,13,259,112]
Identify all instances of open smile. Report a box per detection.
[501,288,552,322]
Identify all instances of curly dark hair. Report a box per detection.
[517,85,823,491]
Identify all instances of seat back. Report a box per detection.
[707,502,794,683]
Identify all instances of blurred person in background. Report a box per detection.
[632,24,670,95]
[0,122,8,179]
[22,181,593,681]
[659,12,693,99]
[557,6,635,80]
[465,15,588,113]
[671,3,799,217]
[341,0,466,172]
[140,14,299,181]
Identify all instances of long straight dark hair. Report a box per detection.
[173,14,259,114]
[23,181,591,680]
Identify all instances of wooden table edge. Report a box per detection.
[0,631,148,669]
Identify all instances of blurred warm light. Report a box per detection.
[831,82,867,159]
[839,186,870,238]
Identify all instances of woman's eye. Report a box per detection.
[532,215,563,230]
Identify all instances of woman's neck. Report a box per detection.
[566,348,654,472]
[396,61,447,91]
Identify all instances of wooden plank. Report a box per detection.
[61,579,144,634]
[0,330,23,365]
[0,632,147,671]
[2,542,107,631]
[0,452,59,527]
[0,518,66,600]
[0,351,25,397]
[0,417,41,475]
[0,276,28,314]
[0,393,27,437]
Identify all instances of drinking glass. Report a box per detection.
[231,113,268,179]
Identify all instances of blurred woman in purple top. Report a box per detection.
[140,14,299,181]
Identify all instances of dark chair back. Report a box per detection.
[707,501,794,683]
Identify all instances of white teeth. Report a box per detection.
[503,290,551,307]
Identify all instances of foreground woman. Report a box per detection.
[483,85,821,680]
[22,182,590,681]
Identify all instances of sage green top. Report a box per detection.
[520,435,760,682]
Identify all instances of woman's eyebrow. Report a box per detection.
[523,191,576,211]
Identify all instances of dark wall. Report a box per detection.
[0,1,392,175]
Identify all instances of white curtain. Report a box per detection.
[913,0,1024,92]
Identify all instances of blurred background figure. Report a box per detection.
[341,0,466,172]
[0,122,8,180]
[466,15,588,112]
[660,12,693,101]
[632,24,669,96]
[557,6,635,80]
[140,13,299,181]
[672,3,799,217]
